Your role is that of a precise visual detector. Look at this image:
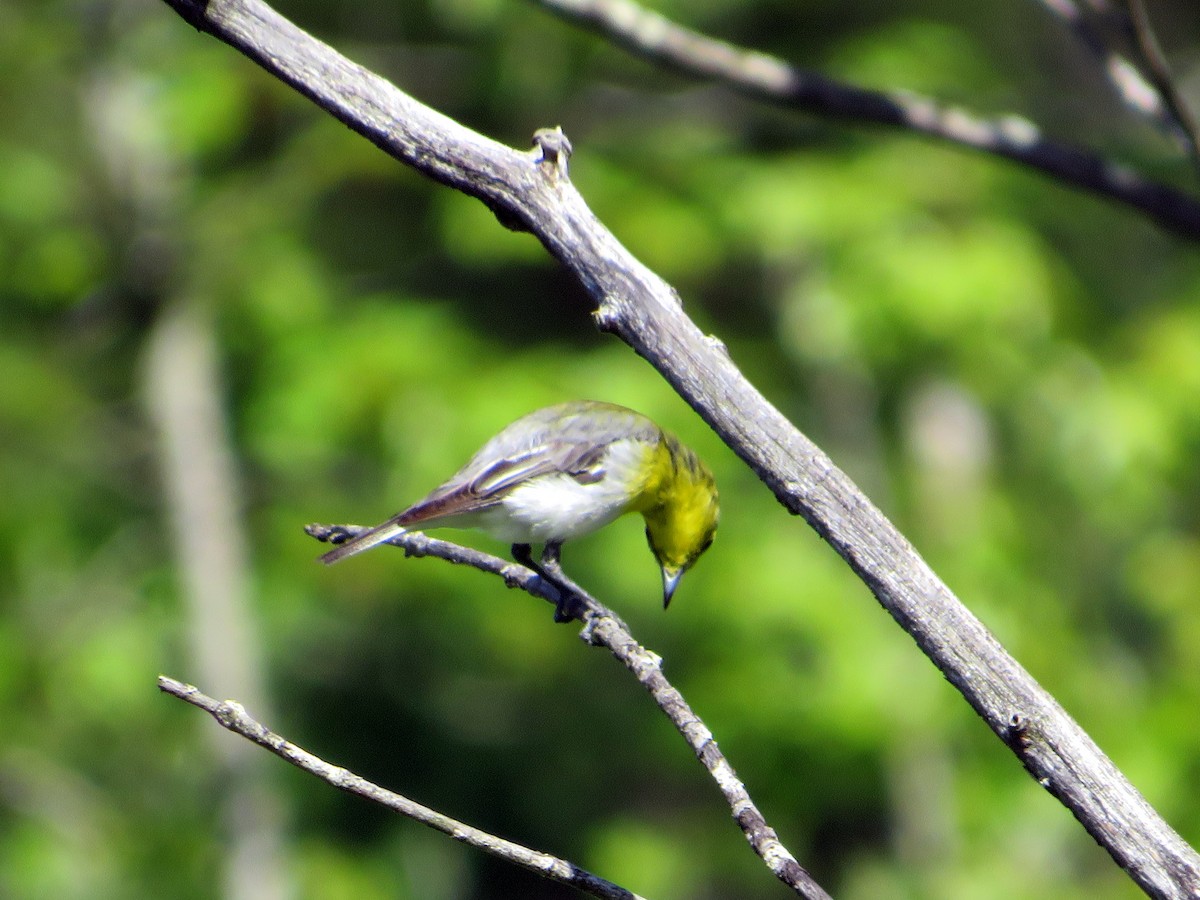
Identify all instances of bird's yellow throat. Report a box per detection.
[637,434,719,577]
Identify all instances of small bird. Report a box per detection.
[319,400,718,618]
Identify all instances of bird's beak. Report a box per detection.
[662,566,684,609]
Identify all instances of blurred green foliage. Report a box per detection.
[2,0,1200,897]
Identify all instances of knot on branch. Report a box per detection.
[215,699,249,730]
[531,126,573,180]
[1005,711,1039,755]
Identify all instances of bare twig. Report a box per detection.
[583,614,812,891]
[529,0,1200,239]
[155,1,1200,896]
[305,524,831,900]
[158,675,647,900]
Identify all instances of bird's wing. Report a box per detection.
[320,402,664,562]
[395,438,608,527]
[360,402,657,530]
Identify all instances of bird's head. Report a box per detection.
[642,440,718,608]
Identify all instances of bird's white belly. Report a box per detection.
[473,473,630,543]
[471,439,651,544]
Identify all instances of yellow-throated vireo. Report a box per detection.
[320,400,718,618]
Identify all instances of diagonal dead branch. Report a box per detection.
[530,0,1200,239]
[305,524,831,899]
[158,675,647,900]
[156,1,1200,896]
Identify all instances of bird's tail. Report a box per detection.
[319,520,408,565]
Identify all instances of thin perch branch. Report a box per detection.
[530,0,1200,239]
[156,1,1200,896]
[305,524,832,900]
[158,675,647,900]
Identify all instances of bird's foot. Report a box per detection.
[511,543,592,623]
[552,590,589,624]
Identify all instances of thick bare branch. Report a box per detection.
[531,0,1200,238]
[304,524,831,900]
[156,0,1200,896]
[158,675,647,900]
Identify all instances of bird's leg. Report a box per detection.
[511,543,538,572]
[511,542,588,622]
[511,543,566,619]
[538,542,592,622]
